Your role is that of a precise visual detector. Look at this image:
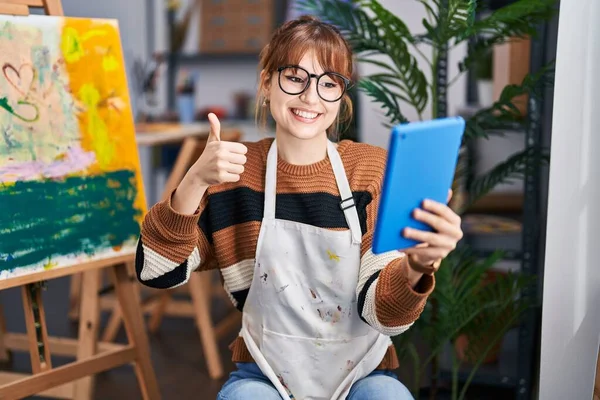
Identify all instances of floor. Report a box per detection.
[1,274,517,400]
[1,275,239,399]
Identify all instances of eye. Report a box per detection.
[286,75,306,84]
[320,81,338,89]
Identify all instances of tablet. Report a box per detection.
[372,117,465,254]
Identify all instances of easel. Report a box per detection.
[0,1,160,399]
[69,125,243,380]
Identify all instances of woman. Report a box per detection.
[136,15,463,400]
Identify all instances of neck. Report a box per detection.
[275,130,329,165]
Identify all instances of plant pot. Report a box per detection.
[477,80,494,108]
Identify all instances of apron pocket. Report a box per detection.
[262,327,376,400]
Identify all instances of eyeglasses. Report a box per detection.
[277,65,351,103]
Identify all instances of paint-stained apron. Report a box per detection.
[240,139,391,400]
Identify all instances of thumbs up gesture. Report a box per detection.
[189,113,248,186]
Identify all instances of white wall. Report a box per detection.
[538,0,600,398]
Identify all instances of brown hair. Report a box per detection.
[255,15,354,139]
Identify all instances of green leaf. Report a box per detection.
[366,74,413,103]
[448,0,477,42]
[462,146,549,213]
[456,270,536,398]
[368,0,415,44]
[410,246,516,361]
[455,0,557,58]
[479,0,557,33]
[358,79,410,125]
[464,61,555,139]
[417,0,440,27]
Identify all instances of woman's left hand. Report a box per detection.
[401,190,463,272]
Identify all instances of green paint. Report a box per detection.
[0,22,13,40]
[0,97,39,122]
[0,170,143,271]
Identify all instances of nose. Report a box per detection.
[300,77,319,105]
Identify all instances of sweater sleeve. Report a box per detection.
[134,189,216,289]
[356,177,435,336]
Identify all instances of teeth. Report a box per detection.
[293,109,318,119]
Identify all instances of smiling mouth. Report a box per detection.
[291,108,321,120]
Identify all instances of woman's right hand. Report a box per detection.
[189,113,248,186]
[171,113,247,215]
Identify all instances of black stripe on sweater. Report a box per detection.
[357,270,381,324]
[204,186,372,235]
[232,288,250,312]
[135,237,190,289]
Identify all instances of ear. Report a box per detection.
[259,69,272,97]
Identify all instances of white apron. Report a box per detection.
[240,139,391,400]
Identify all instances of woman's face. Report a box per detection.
[264,51,344,141]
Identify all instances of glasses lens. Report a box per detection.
[317,73,345,102]
[279,67,309,95]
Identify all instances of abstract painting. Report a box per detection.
[0,15,146,280]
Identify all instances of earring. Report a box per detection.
[262,99,269,107]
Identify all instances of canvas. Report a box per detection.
[0,15,146,280]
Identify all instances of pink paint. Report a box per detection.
[0,145,96,182]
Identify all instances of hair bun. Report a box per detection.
[298,15,320,23]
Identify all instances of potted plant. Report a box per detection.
[297,1,557,399]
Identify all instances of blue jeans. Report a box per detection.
[217,362,414,400]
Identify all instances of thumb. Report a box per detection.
[207,113,221,143]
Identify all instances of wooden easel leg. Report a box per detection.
[68,273,82,320]
[101,306,122,342]
[73,269,101,400]
[43,0,64,15]
[110,263,160,400]
[188,272,223,379]
[147,292,171,333]
[101,262,138,342]
[21,283,52,373]
[0,301,11,363]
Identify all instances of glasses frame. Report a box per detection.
[276,65,352,103]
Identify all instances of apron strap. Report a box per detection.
[264,139,278,220]
[327,141,362,245]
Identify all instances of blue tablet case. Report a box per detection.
[372,117,465,254]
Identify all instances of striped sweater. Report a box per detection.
[135,138,434,370]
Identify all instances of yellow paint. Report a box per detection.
[67,215,84,224]
[81,29,107,41]
[107,179,121,189]
[327,250,340,262]
[61,26,85,63]
[60,19,147,219]
[43,259,58,270]
[78,83,113,168]
[102,54,119,71]
[53,153,67,161]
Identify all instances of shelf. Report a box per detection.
[439,328,520,389]
[461,214,523,261]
